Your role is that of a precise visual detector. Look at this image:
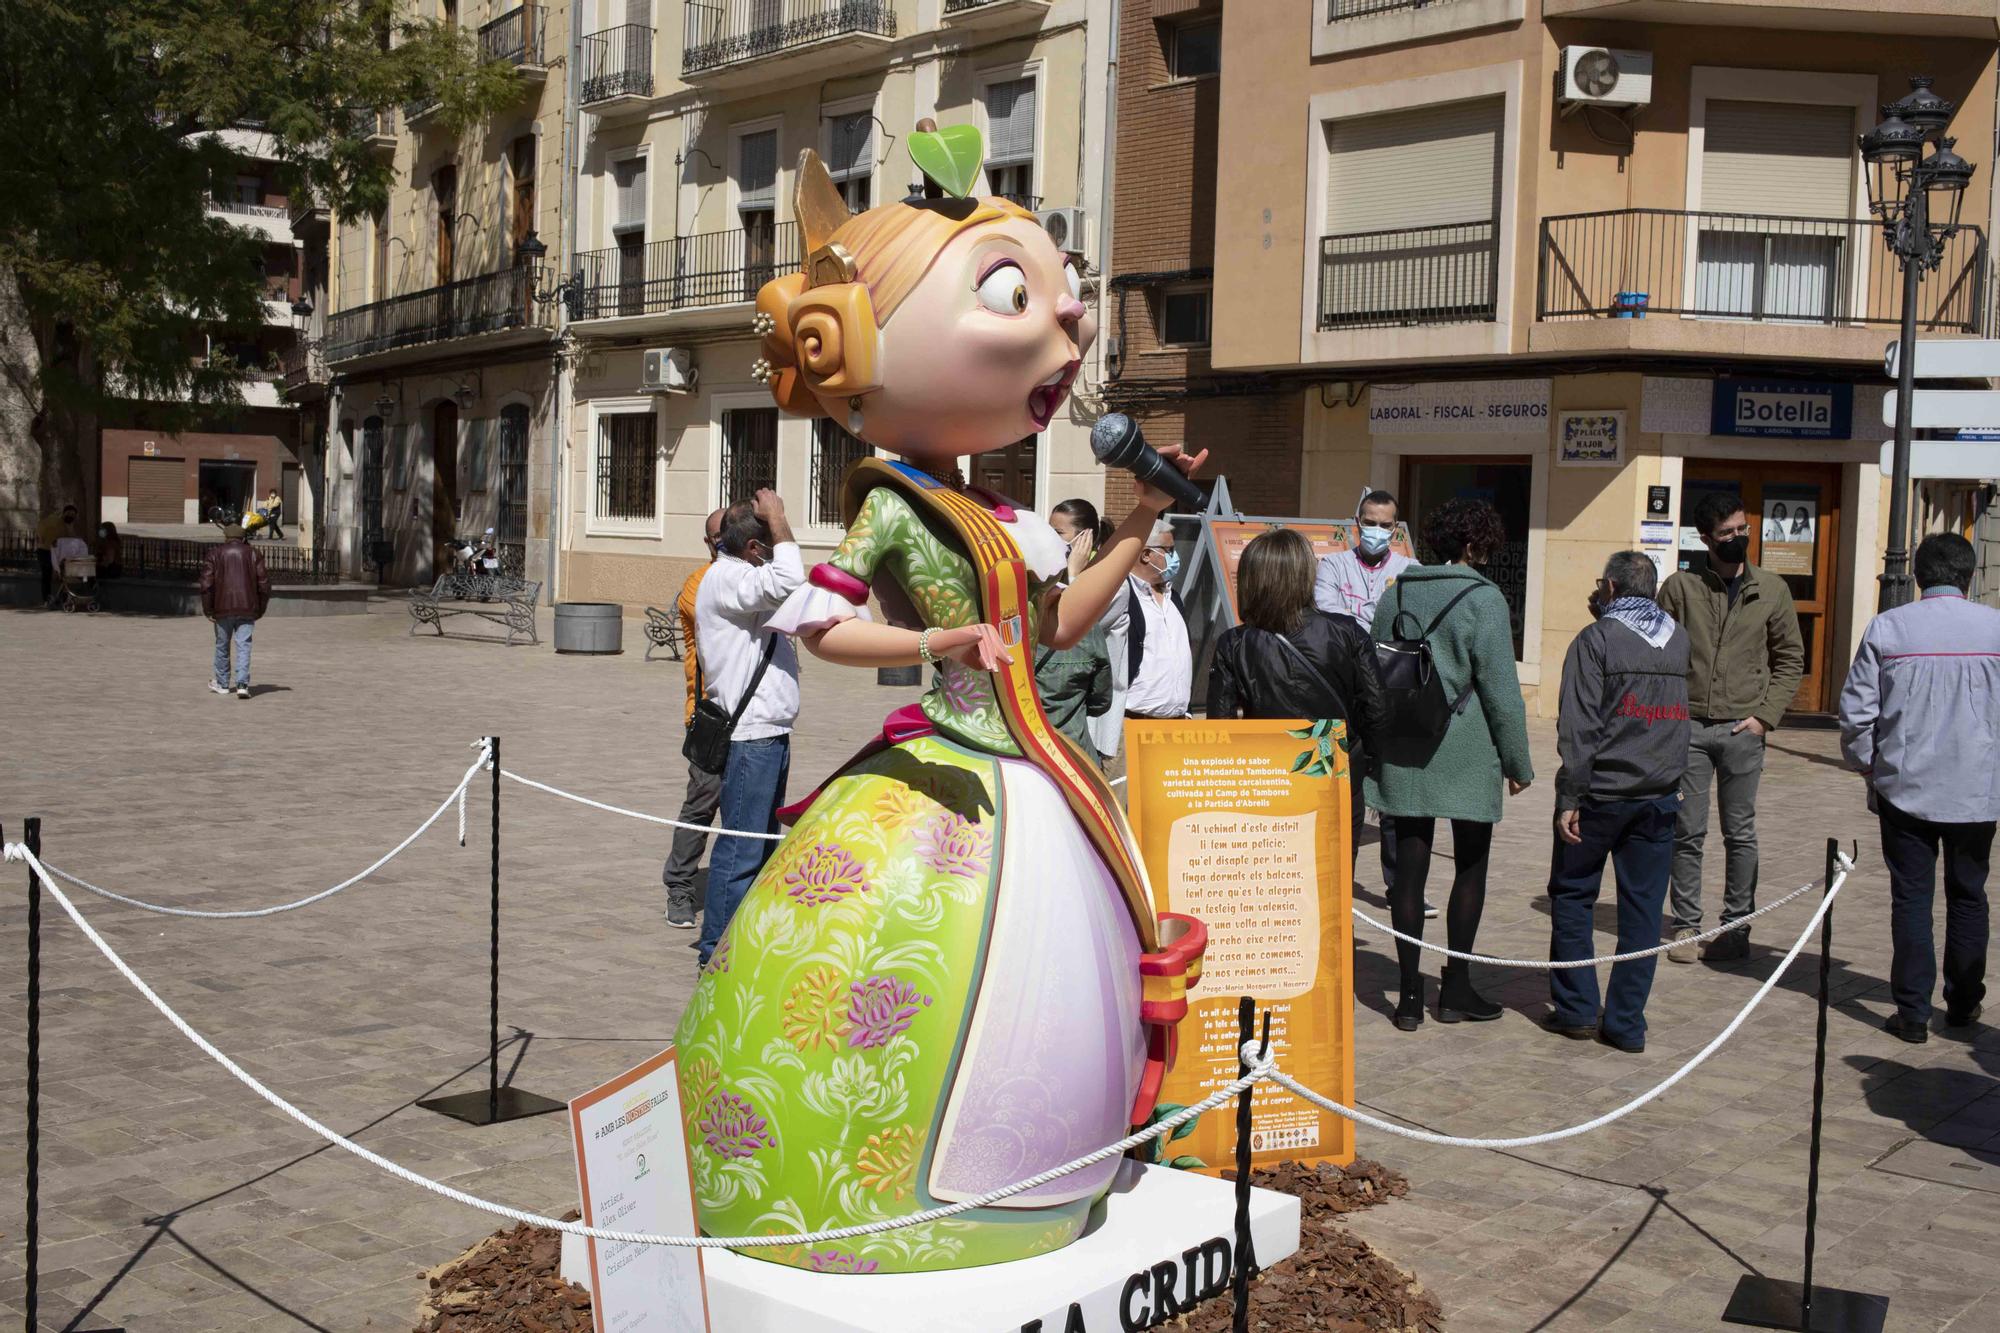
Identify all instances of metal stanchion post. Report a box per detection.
[1722,838,1888,1333]
[420,738,564,1126]
[1230,998,1269,1333]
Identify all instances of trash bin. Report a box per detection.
[1613,291,1649,319]
[554,602,624,655]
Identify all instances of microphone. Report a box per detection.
[1090,413,1205,511]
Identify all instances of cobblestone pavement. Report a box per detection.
[1,604,1995,1331]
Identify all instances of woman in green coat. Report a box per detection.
[1367,498,1534,1031]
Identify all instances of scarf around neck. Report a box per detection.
[1604,595,1675,649]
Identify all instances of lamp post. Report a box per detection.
[1861,76,1977,611]
[513,230,587,321]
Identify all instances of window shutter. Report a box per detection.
[613,157,647,232]
[827,111,873,181]
[737,129,777,209]
[1324,97,1502,235]
[985,78,1037,166]
[1701,100,1855,218]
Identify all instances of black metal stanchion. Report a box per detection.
[419,738,563,1126]
[1723,838,1887,1333]
[1230,998,1269,1333]
[19,819,125,1333]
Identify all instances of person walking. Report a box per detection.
[261,488,285,541]
[37,503,79,607]
[1839,533,2000,1043]
[1210,527,1385,861]
[1657,493,1804,963]
[692,489,803,967]
[1368,498,1533,1030]
[199,524,271,698]
[1111,519,1193,722]
[1546,551,1691,1054]
[662,508,726,930]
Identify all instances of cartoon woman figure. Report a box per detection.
[672,127,1207,1274]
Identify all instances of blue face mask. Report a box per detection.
[1358,525,1392,557]
[1150,548,1181,583]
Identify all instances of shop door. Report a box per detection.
[1678,461,1841,714]
[974,437,1038,509]
[1400,455,1533,659]
[127,457,184,523]
[432,400,460,573]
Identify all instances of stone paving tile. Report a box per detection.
[2,604,1998,1330]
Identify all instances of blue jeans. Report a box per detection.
[1548,794,1678,1045]
[213,617,254,687]
[1879,796,1992,1023]
[695,735,790,966]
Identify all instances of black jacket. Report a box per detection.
[1206,610,1386,757]
[1554,616,1692,809]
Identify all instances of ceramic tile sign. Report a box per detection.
[570,1047,710,1333]
[1557,410,1624,467]
[1125,719,1355,1173]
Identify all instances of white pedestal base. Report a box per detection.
[561,1160,1301,1332]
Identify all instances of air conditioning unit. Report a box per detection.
[1036,206,1088,257]
[641,347,696,394]
[1559,47,1653,110]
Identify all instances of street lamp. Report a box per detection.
[514,231,587,321]
[1861,76,1978,610]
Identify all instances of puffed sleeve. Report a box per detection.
[766,487,901,636]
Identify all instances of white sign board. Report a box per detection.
[1368,379,1551,434]
[1879,439,2000,480]
[1884,338,2000,380]
[570,1048,710,1333]
[1882,390,2000,429]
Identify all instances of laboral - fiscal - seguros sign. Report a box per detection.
[1367,380,1551,433]
[1710,379,1853,439]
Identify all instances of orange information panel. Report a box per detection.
[1208,520,1414,620]
[1125,718,1355,1172]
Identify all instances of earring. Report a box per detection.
[847,395,865,436]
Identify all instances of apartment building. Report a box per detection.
[558,0,1114,604]
[1204,2,1999,715]
[101,128,316,534]
[322,0,568,586]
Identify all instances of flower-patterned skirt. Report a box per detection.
[673,731,1145,1273]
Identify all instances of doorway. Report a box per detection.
[1400,455,1532,659]
[975,437,1038,508]
[1678,460,1842,713]
[432,400,460,573]
[198,460,257,524]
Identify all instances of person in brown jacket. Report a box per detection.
[200,525,272,699]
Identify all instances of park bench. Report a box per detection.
[642,605,684,662]
[410,573,541,646]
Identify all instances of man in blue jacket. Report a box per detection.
[1547,551,1691,1053]
[1840,533,2000,1043]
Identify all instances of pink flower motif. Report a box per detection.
[915,810,992,880]
[697,1091,773,1161]
[846,975,932,1050]
[807,1250,880,1274]
[702,934,732,975]
[784,842,870,907]
[939,663,990,715]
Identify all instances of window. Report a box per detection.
[498,405,529,555]
[1159,286,1211,346]
[719,407,778,507]
[510,136,537,254]
[983,78,1037,205]
[361,417,386,547]
[234,175,261,207]
[612,155,648,314]
[373,212,391,300]
[825,110,874,214]
[810,419,872,526]
[596,411,656,520]
[1168,18,1220,80]
[432,164,458,286]
[736,128,779,297]
[1695,100,1854,323]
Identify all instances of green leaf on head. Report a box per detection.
[909,124,984,199]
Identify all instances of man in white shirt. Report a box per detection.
[692,489,803,966]
[1120,520,1193,720]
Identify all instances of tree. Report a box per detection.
[0,0,521,529]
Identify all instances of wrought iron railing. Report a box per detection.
[1318,218,1499,330]
[211,198,289,222]
[999,192,1043,211]
[595,413,656,520]
[280,341,328,393]
[945,0,1017,10]
[324,267,555,362]
[480,4,550,65]
[1537,208,1988,331]
[20,535,346,584]
[573,223,801,318]
[581,24,654,102]
[1328,0,1444,18]
[720,411,778,507]
[683,0,896,75]
[810,419,872,527]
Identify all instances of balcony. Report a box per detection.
[1539,0,1992,38]
[288,192,329,238]
[324,267,556,365]
[356,108,397,151]
[1317,0,1522,56]
[404,97,442,129]
[208,198,293,245]
[942,0,1053,28]
[682,0,896,88]
[581,25,654,113]
[573,224,801,326]
[1534,208,1988,362]
[1317,219,1499,332]
[480,4,551,72]
[280,341,330,401]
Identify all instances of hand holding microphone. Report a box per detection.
[1090,413,1209,512]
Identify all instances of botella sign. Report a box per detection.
[1710,379,1853,439]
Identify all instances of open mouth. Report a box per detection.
[1027,361,1080,430]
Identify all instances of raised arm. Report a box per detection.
[1042,443,1207,649]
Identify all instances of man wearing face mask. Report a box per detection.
[1656,492,1804,964]
[1113,518,1193,720]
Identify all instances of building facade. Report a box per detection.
[1206,2,1999,714]
[557,0,1116,604]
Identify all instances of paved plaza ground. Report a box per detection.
[2,603,1997,1332]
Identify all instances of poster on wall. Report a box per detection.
[1557,411,1624,466]
[1125,719,1354,1173]
[1207,520,1415,620]
[1763,499,1817,576]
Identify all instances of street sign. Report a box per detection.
[1878,438,2000,479]
[1881,389,2000,429]
[1884,338,2000,379]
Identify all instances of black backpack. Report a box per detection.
[1372,580,1483,765]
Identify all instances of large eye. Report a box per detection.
[975,261,1030,315]
[1062,259,1081,302]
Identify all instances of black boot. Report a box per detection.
[1393,979,1425,1031]
[1436,963,1501,1023]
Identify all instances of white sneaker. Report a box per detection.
[207,680,231,696]
[1423,899,1440,919]
[235,685,251,699]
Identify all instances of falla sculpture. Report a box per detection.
[673,121,1208,1274]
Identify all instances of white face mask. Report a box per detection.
[1357,525,1391,557]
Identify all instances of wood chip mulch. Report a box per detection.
[410,1161,1440,1333]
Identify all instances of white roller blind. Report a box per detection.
[985,78,1036,166]
[1324,97,1502,235]
[612,157,646,232]
[737,129,777,209]
[826,110,873,181]
[1700,100,1855,218]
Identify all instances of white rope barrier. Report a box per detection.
[1351,874,1825,969]
[36,748,490,920]
[500,769,784,842]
